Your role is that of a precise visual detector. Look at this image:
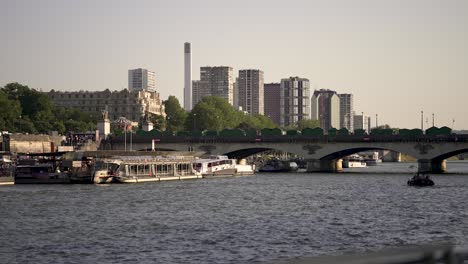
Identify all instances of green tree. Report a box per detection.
[251,114,276,129]
[0,90,22,132]
[2,83,98,134]
[374,124,392,129]
[139,113,166,130]
[14,116,37,134]
[296,119,320,130]
[187,96,242,131]
[236,114,276,130]
[163,96,187,131]
[188,102,222,131]
[2,82,30,101]
[2,83,56,133]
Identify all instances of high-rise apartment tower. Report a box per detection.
[237,69,264,115]
[338,93,354,132]
[264,83,281,125]
[280,77,310,127]
[311,89,340,131]
[128,68,155,91]
[192,66,234,106]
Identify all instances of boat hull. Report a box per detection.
[116,175,202,183]
[408,179,434,187]
[15,173,71,184]
[202,168,237,177]
[0,176,14,185]
[343,161,367,168]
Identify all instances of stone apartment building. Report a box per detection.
[47,89,165,122]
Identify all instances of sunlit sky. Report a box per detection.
[1,0,467,129]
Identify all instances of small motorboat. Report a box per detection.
[407,172,434,187]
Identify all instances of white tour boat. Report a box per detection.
[342,154,367,168]
[193,155,255,177]
[93,155,202,184]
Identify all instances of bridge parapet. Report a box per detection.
[103,135,468,173]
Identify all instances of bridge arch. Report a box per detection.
[431,148,468,161]
[224,148,274,159]
[320,147,393,161]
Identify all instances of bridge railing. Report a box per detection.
[105,134,468,144]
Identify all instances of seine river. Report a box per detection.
[1,162,468,264]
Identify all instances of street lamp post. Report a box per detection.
[130,125,133,151]
[115,117,132,151]
[421,111,424,131]
[376,114,378,128]
[193,113,197,131]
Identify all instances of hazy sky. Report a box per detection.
[1,0,467,129]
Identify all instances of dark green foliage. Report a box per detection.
[425,127,439,136]
[148,114,166,130]
[0,83,97,134]
[370,128,394,135]
[136,130,149,136]
[187,96,276,131]
[176,131,190,136]
[338,128,349,136]
[398,129,411,135]
[164,96,187,132]
[162,130,174,137]
[399,128,423,136]
[286,130,300,136]
[426,126,452,136]
[328,128,338,136]
[354,129,367,135]
[136,129,163,137]
[439,126,452,135]
[261,128,283,136]
[204,130,219,136]
[296,119,320,129]
[0,90,21,132]
[191,130,203,137]
[302,127,324,136]
[245,129,259,137]
[220,128,246,137]
[411,129,424,135]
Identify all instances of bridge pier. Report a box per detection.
[418,159,447,174]
[306,159,343,173]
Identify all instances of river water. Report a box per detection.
[1,162,468,264]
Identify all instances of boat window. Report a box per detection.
[130,165,138,175]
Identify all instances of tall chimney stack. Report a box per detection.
[184,42,192,111]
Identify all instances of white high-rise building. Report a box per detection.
[311,89,340,131]
[354,114,371,133]
[128,68,155,92]
[237,69,264,115]
[280,77,310,127]
[184,42,192,111]
[338,93,354,132]
[192,66,234,106]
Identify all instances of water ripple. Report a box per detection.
[1,164,468,264]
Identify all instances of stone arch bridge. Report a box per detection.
[102,135,468,173]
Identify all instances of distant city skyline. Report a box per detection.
[1,0,467,129]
